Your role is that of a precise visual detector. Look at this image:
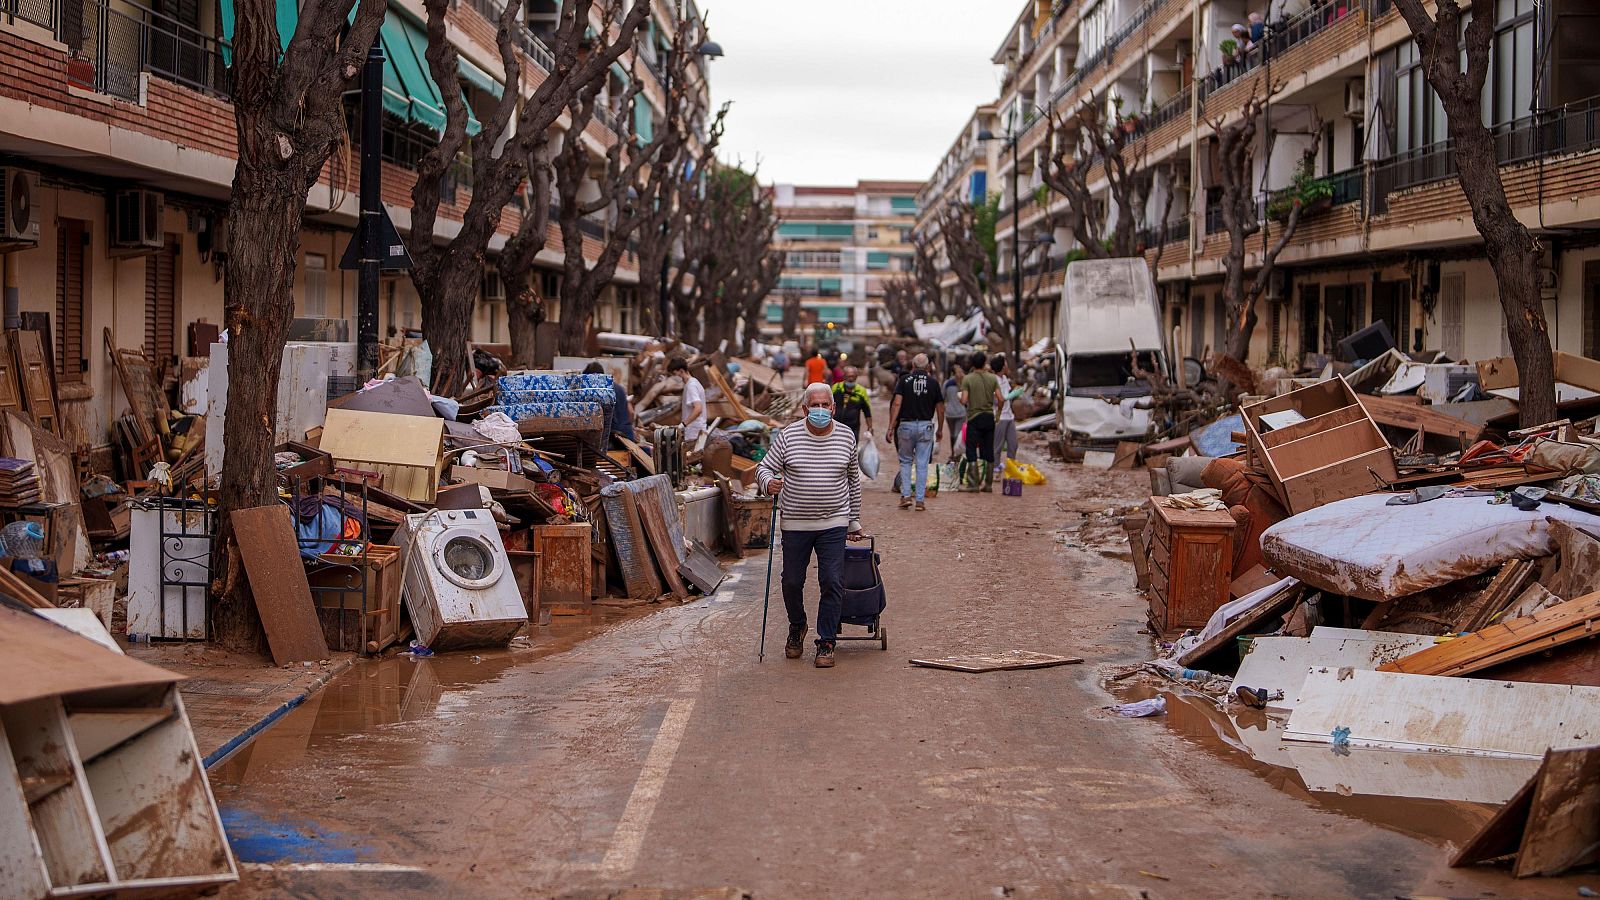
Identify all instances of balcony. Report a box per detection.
[456,0,556,72]
[4,0,230,101]
[1196,0,1361,105]
[1014,0,1175,143]
[1371,94,1600,214]
[1132,84,1191,139]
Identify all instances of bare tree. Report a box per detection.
[779,288,803,339]
[669,163,783,348]
[407,0,651,393]
[880,273,920,336]
[1392,0,1554,426]
[937,197,1052,352]
[1042,94,1153,259]
[499,145,555,368]
[912,233,959,320]
[1207,88,1314,366]
[212,0,388,651]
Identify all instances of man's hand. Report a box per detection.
[766,477,784,496]
[847,530,866,542]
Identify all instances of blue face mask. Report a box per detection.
[807,407,833,428]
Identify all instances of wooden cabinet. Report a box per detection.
[1147,498,1236,636]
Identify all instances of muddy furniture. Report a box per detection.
[1146,498,1236,636]
[1241,375,1396,515]
[0,606,237,898]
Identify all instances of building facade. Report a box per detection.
[768,180,922,339]
[916,0,1600,368]
[0,0,708,453]
[915,104,1001,313]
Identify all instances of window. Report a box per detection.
[1394,40,1447,152]
[1492,0,1537,127]
[145,237,178,363]
[303,252,328,317]
[56,220,87,383]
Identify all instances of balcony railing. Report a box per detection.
[1371,94,1600,214]
[457,0,556,73]
[1133,84,1191,138]
[6,0,230,100]
[1197,1,1357,105]
[1136,217,1190,250]
[1016,0,1173,143]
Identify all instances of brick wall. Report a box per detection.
[1198,9,1366,123]
[1375,149,1600,233]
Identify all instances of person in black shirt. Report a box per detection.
[887,353,945,510]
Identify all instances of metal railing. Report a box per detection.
[1133,84,1191,138]
[457,0,556,73]
[1017,0,1173,142]
[2,0,55,30]
[1135,216,1190,249]
[1197,1,1358,104]
[1327,165,1363,206]
[8,0,229,100]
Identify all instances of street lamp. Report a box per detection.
[977,126,1051,356]
[656,35,724,338]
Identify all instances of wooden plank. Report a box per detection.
[1176,579,1302,669]
[318,408,444,503]
[1358,394,1483,444]
[1515,744,1600,877]
[0,561,54,609]
[634,482,690,599]
[714,475,744,560]
[67,708,175,762]
[1378,592,1600,677]
[13,329,60,436]
[616,435,655,475]
[1451,760,1539,867]
[229,505,329,665]
[1456,558,1541,633]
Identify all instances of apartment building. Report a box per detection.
[0,0,707,452]
[768,180,922,338]
[915,104,1001,310]
[917,0,1600,369]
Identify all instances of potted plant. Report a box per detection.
[1219,38,1239,61]
[1267,162,1335,221]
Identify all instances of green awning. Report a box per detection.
[765,304,783,323]
[815,305,851,323]
[458,57,503,99]
[218,0,300,63]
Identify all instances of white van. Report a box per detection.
[1054,258,1168,443]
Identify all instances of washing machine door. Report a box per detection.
[432,528,505,590]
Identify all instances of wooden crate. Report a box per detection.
[1147,498,1235,636]
[308,544,403,654]
[1241,375,1396,514]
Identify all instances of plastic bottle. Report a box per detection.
[0,521,45,560]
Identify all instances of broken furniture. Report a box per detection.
[1453,744,1600,878]
[1146,496,1236,636]
[1241,375,1397,514]
[0,606,237,898]
[318,407,446,504]
[125,497,214,641]
[307,544,404,654]
[531,523,592,616]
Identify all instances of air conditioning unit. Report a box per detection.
[1344,79,1365,118]
[0,168,40,246]
[482,269,506,303]
[113,188,165,250]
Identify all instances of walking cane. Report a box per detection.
[758,499,778,662]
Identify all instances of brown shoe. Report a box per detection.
[814,642,836,668]
[899,496,913,509]
[785,625,806,660]
[915,501,926,511]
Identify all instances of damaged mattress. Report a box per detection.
[1260,492,1600,601]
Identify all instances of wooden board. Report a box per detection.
[229,505,329,666]
[1358,394,1484,444]
[13,329,60,436]
[909,651,1084,673]
[1176,579,1302,669]
[318,408,444,503]
[714,475,744,560]
[532,524,592,614]
[0,333,24,421]
[103,328,168,445]
[634,483,690,599]
[1378,592,1600,677]
[1284,668,1600,757]
[1453,745,1600,877]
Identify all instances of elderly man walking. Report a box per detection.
[887,353,944,511]
[756,383,864,668]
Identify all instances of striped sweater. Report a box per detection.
[756,420,863,532]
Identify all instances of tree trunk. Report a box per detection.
[422,264,481,392]
[507,292,541,368]
[556,284,597,354]
[1225,300,1257,363]
[211,168,306,654]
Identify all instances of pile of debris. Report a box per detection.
[1118,347,1600,882]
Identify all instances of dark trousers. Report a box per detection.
[780,526,847,644]
[965,412,996,464]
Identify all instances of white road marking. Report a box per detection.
[598,697,697,877]
[241,862,424,873]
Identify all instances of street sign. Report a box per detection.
[339,203,413,271]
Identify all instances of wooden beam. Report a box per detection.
[1379,592,1600,677]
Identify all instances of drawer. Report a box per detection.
[1149,533,1170,575]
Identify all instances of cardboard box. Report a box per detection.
[449,465,540,494]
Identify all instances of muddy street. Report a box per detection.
[205,452,1583,899]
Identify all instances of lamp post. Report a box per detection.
[655,33,723,338]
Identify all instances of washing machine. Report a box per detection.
[398,509,527,651]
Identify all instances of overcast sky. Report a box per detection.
[700,1,1019,188]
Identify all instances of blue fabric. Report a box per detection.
[610,383,635,441]
[780,526,847,645]
[493,372,618,446]
[896,420,936,503]
[295,504,348,558]
[1192,414,1245,457]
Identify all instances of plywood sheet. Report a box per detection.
[320,408,444,466]
[230,505,329,666]
[1231,633,1437,710]
[909,651,1084,672]
[0,606,178,705]
[1284,668,1600,758]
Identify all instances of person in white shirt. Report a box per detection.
[991,354,1020,469]
[669,356,707,442]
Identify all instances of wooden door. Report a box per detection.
[533,524,592,613]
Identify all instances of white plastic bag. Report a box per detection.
[859,434,881,480]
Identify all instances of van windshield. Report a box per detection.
[1065,351,1159,397]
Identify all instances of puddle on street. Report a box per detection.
[209,605,659,790]
[1110,682,1513,847]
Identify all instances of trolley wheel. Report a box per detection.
[879,627,889,651]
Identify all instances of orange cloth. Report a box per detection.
[804,355,827,385]
[1202,457,1289,578]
